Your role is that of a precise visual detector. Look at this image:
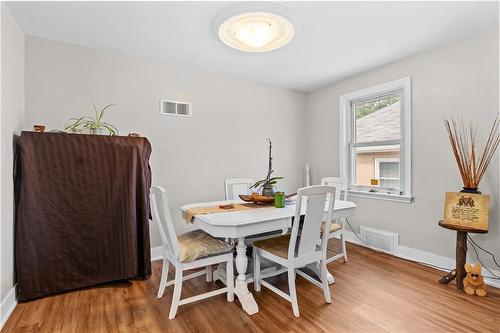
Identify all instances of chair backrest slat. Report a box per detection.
[150,186,180,260]
[288,185,335,260]
[321,177,348,201]
[224,178,254,200]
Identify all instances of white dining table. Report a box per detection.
[180,199,356,315]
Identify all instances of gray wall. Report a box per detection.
[25,36,308,247]
[1,4,25,305]
[307,30,499,266]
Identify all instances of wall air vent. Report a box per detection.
[160,99,191,117]
[359,226,398,255]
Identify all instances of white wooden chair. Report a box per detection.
[150,186,235,319]
[253,185,335,317]
[321,177,348,263]
[224,178,254,200]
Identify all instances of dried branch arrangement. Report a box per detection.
[444,117,500,189]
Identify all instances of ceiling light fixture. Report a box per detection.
[214,4,296,52]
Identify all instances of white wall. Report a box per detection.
[1,3,25,325]
[25,36,308,247]
[307,30,499,267]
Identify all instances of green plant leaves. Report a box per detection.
[101,123,118,135]
[249,179,266,189]
[249,176,284,191]
[64,103,118,135]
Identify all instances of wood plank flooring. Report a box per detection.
[4,240,500,333]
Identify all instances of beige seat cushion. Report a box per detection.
[320,222,342,234]
[253,235,291,259]
[254,224,342,259]
[177,230,234,263]
[326,222,342,233]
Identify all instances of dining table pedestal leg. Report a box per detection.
[234,237,259,315]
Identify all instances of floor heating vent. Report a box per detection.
[359,226,399,255]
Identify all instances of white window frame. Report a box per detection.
[339,77,412,203]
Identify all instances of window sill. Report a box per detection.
[348,189,413,203]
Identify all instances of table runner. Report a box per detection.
[185,203,270,223]
[14,131,152,301]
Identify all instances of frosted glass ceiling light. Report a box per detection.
[217,10,294,52]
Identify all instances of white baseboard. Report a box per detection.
[1,286,17,330]
[483,275,500,289]
[151,246,163,262]
[395,245,455,271]
[339,230,500,289]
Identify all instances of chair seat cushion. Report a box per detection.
[253,235,291,259]
[319,222,342,235]
[178,230,234,263]
[326,222,342,233]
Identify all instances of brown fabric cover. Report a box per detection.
[177,230,234,263]
[14,132,152,301]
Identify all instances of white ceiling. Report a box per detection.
[7,1,498,92]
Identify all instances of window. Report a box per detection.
[339,77,412,202]
[375,158,400,188]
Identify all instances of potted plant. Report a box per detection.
[65,103,119,135]
[250,139,283,197]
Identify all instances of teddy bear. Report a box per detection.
[463,263,487,296]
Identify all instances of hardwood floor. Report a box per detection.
[4,240,500,333]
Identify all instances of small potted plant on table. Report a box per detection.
[250,139,283,197]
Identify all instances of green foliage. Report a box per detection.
[355,96,400,119]
[250,171,284,192]
[65,103,119,135]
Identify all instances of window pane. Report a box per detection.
[379,161,399,178]
[354,145,400,189]
[354,95,401,143]
[380,178,400,188]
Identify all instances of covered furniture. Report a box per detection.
[14,131,152,301]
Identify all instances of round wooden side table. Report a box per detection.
[438,220,487,290]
